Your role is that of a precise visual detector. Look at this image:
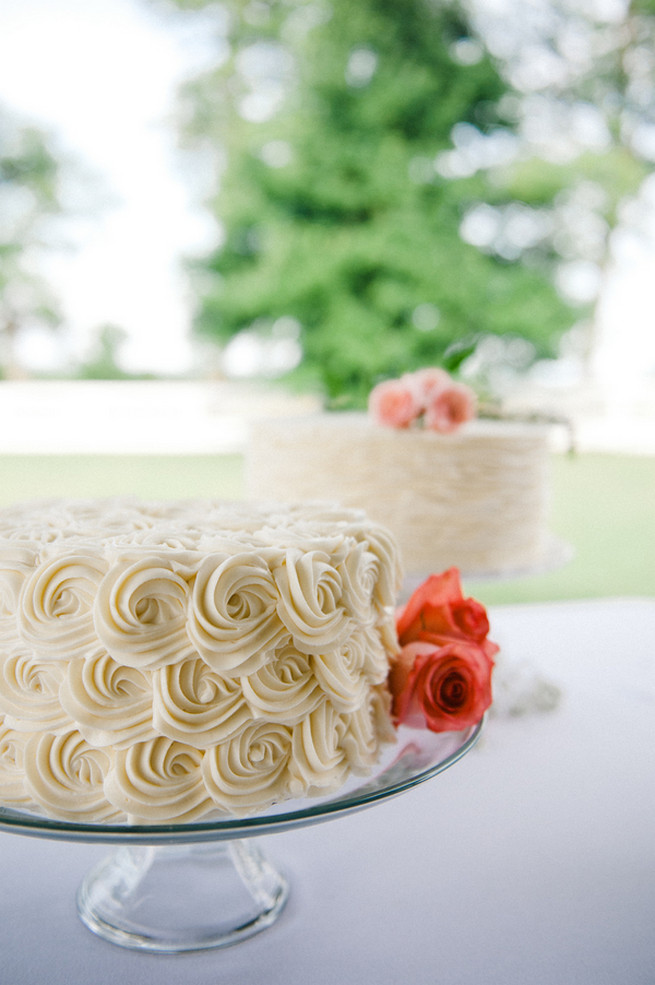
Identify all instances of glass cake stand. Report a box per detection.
[0,720,482,954]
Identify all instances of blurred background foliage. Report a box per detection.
[1,0,655,397]
[0,111,66,379]
[157,0,655,404]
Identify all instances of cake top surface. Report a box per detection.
[0,497,387,559]
[253,412,551,442]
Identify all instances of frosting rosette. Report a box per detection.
[0,546,36,647]
[359,624,397,683]
[273,549,351,655]
[104,737,210,823]
[94,557,194,669]
[0,724,33,806]
[241,640,323,725]
[17,552,107,659]
[59,654,155,748]
[188,551,285,674]
[0,653,71,733]
[152,657,251,747]
[342,687,395,772]
[311,634,369,713]
[202,720,293,813]
[24,730,118,821]
[337,541,381,623]
[289,700,349,795]
[354,523,402,612]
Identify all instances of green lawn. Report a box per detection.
[468,452,655,606]
[0,454,245,505]
[0,451,652,603]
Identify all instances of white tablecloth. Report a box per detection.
[1,598,653,985]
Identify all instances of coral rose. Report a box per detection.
[407,367,451,406]
[389,639,493,732]
[368,378,420,429]
[424,381,476,433]
[389,569,497,731]
[396,567,498,661]
[367,368,477,434]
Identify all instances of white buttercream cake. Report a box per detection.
[0,498,401,824]
[246,413,553,577]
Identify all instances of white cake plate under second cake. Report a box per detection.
[0,721,482,953]
[401,535,574,600]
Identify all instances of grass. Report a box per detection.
[468,452,655,606]
[0,454,244,505]
[0,451,652,604]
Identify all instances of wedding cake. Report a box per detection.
[246,370,554,577]
[0,497,401,824]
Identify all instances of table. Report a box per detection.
[1,599,653,985]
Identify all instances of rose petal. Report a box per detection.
[424,383,476,434]
[406,368,452,407]
[396,568,463,642]
[368,379,420,429]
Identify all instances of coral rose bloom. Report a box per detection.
[389,639,493,733]
[368,378,420,429]
[424,382,476,434]
[396,567,497,660]
[390,568,498,731]
[407,367,451,405]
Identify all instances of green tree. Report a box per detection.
[0,108,68,378]
[172,0,576,404]
[76,323,130,380]
[468,0,655,373]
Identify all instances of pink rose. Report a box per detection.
[396,567,497,660]
[407,367,451,406]
[389,639,493,733]
[424,382,476,434]
[368,378,420,429]
[389,569,498,732]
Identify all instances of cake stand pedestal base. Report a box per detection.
[76,840,289,953]
[0,721,482,954]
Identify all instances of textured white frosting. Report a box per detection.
[246,414,553,577]
[0,497,400,823]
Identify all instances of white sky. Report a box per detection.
[0,0,217,374]
[0,0,653,383]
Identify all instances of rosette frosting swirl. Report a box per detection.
[152,658,251,746]
[289,700,349,795]
[341,687,394,772]
[348,521,402,611]
[359,623,396,684]
[0,724,32,806]
[241,641,323,725]
[24,730,118,821]
[18,553,107,659]
[274,549,351,655]
[188,552,285,674]
[0,547,36,647]
[0,653,71,732]
[94,558,194,669]
[311,633,369,713]
[59,654,155,748]
[202,720,293,813]
[337,540,380,623]
[104,737,210,822]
